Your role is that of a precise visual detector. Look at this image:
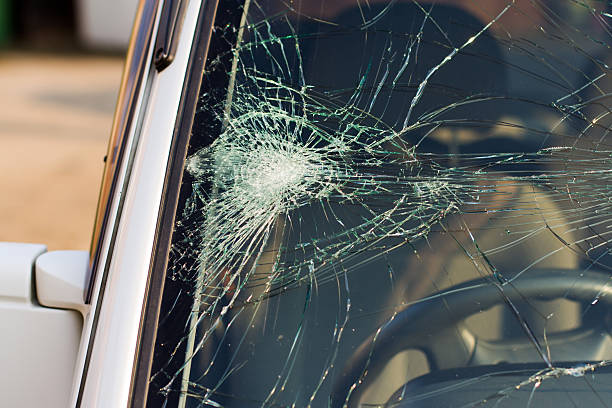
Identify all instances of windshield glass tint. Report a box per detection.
[149,1,612,406]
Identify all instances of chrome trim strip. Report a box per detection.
[75,0,203,406]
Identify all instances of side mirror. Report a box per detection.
[36,250,90,316]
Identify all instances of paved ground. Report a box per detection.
[0,52,124,250]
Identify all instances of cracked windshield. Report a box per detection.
[149,0,612,406]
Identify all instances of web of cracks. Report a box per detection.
[154,1,612,407]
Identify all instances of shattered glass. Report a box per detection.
[148,0,612,406]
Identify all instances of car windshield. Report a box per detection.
[148,1,612,406]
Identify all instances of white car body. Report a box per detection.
[0,0,204,405]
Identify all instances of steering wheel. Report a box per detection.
[331,268,612,407]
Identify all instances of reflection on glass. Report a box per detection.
[150,1,612,407]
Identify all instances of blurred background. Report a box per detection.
[0,0,138,250]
